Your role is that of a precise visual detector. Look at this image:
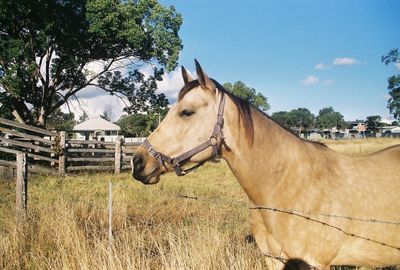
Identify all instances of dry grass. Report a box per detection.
[0,162,263,269]
[321,137,400,156]
[0,138,399,269]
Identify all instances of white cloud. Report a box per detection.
[382,94,391,101]
[314,63,330,70]
[157,68,189,101]
[321,79,335,86]
[301,75,319,85]
[61,66,190,121]
[333,57,358,66]
[395,63,400,71]
[61,93,128,122]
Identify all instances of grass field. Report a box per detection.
[0,138,399,269]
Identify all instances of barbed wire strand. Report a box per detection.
[176,194,400,251]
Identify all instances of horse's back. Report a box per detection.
[369,143,400,159]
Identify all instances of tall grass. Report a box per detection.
[322,137,400,156]
[1,162,263,269]
[0,138,399,269]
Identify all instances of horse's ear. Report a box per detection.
[195,59,214,90]
[181,66,194,85]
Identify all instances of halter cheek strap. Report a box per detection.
[141,92,226,176]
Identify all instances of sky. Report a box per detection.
[69,0,400,122]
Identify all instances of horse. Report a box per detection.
[131,60,400,269]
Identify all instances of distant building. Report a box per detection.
[73,118,122,142]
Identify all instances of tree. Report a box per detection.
[271,111,291,129]
[100,111,111,122]
[46,108,76,131]
[0,0,182,127]
[117,114,155,137]
[223,81,270,111]
[316,107,346,130]
[288,108,315,133]
[0,98,14,120]
[382,49,400,120]
[79,111,89,123]
[121,68,169,115]
[366,115,383,134]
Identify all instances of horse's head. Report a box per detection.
[131,60,225,184]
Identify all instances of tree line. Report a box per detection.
[271,108,398,135]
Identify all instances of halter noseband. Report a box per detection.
[141,91,226,176]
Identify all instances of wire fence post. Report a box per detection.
[108,181,113,265]
[16,153,28,220]
[114,137,122,174]
[58,131,66,174]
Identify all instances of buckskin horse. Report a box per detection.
[131,60,400,269]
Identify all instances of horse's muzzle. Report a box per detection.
[131,153,161,184]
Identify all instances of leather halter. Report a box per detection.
[142,91,226,176]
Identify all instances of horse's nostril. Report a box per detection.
[132,155,143,168]
[132,154,145,177]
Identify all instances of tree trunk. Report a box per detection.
[37,107,47,128]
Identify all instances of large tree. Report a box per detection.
[46,108,76,131]
[223,81,270,111]
[271,109,315,133]
[271,111,291,128]
[382,48,400,120]
[316,107,346,130]
[288,108,315,133]
[0,0,182,127]
[365,115,383,134]
[117,113,158,137]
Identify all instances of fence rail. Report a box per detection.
[0,117,58,137]
[0,118,141,175]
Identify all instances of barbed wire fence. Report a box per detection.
[6,181,400,270]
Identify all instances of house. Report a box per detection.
[73,118,122,142]
[382,126,400,138]
[347,122,366,138]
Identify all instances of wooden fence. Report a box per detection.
[0,117,139,175]
[64,135,138,173]
[0,117,60,174]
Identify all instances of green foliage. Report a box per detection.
[271,108,314,132]
[112,68,169,115]
[0,0,182,126]
[0,96,14,120]
[46,108,76,131]
[223,81,270,111]
[117,112,163,137]
[288,108,315,132]
[271,111,291,128]
[382,49,400,120]
[365,115,383,133]
[316,107,346,129]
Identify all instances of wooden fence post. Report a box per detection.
[114,137,122,174]
[16,153,28,218]
[59,131,66,174]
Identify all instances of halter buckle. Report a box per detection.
[147,147,160,159]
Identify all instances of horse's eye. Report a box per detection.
[179,109,195,118]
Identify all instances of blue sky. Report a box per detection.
[157,0,400,121]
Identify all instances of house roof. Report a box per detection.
[73,118,121,131]
[391,127,400,134]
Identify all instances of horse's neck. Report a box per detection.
[221,100,323,204]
